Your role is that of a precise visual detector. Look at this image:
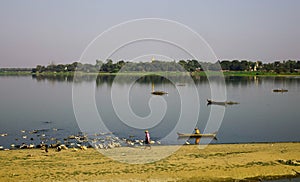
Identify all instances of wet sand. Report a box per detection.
[1,142,300,181]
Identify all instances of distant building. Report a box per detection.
[294,69,300,72]
[252,61,262,71]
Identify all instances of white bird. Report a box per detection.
[98,144,104,149]
[28,144,35,149]
[59,144,68,150]
[107,143,114,149]
[80,146,87,150]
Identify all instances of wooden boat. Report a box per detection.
[207,99,239,106]
[151,91,168,95]
[273,89,288,93]
[151,82,167,95]
[177,132,217,139]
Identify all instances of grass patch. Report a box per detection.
[71,170,81,176]
[246,161,277,167]
[188,151,253,159]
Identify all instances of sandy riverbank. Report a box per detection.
[1,142,300,181]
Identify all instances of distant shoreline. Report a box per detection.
[1,141,299,152]
[1,70,300,77]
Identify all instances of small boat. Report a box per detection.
[177,132,217,140]
[207,99,239,106]
[273,89,288,93]
[151,82,167,95]
[151,91,168,95]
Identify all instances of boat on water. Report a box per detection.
[151,91,168,95]
[151,82,168,95]
[207,99,239,106]
[273,89,288,93]
[177,132,217,140]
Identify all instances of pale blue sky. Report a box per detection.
[0,0,299,67]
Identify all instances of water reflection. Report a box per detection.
[30,74,300,90]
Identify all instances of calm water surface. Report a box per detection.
[0,75,300,148]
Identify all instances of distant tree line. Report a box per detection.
[29,59,300,74]
[217,60,300,73]
[0,68,32,72]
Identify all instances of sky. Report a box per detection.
[0,0,299,67]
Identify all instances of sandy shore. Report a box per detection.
[1,142,300,181]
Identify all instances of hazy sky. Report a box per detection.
[0,0,299,67]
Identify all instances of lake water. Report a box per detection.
[0,74,300,148]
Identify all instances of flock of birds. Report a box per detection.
[0,129,161,151]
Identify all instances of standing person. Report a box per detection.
[144,130,151,149]
[194,127,200,144]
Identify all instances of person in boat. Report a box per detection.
[144,130,151,149]
[194,128,200,144]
